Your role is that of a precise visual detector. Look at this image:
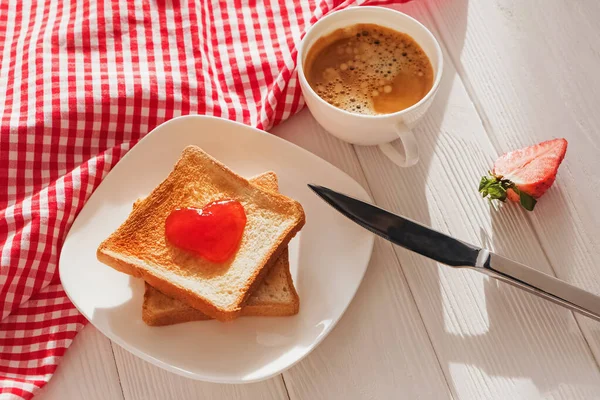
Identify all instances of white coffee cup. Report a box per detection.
[297,6,443,167]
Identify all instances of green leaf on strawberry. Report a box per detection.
[479,174,509,202]
[478,174,508,200]
[512,187,537,211]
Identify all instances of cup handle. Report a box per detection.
[378,123,419,167]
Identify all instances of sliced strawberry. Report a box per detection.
[479,138,567,211]
[493,138,568,198]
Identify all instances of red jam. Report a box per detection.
[165,200,247,263]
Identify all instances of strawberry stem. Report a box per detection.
[478,175,508,202]
[478,174,537,211]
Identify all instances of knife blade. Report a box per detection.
[309,184,600,322]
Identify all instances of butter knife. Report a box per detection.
[309,184,600,322]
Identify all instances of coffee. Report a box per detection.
[304,23,434,115]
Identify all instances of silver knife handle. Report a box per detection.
[475,251,600,322]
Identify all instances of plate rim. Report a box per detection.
[59,114,375,383]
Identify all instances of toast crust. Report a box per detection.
[142,252,300,326]
[141,172,300,326]
[97,146,305,321]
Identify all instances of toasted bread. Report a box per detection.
[141,172,299,326]
[97,145,305,321]
[143,253,299,325]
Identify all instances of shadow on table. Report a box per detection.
[90,273,312,381]
[480,200,600,388]
[375,0,600,396]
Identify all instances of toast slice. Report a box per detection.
[97,145,305,321]
[141,172,300,326]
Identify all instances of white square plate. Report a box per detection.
[59,115,374,383]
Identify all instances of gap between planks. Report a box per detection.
[110,340,128,399]
[353,1,600,398]
[348,142,457,399]
[420,0,600,371]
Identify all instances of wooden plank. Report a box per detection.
[345,1,600,398]
[35,326,124,400]
[273,111,452,399]
[426,0,600,361]
[111,343,289,400]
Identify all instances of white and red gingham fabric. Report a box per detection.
[0,0,405,397]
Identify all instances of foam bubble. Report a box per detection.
[307,24,432,115]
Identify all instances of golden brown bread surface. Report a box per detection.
[96,145,305,321]
[143,252,299,325]
[141,172,299,326]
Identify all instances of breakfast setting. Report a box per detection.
[2,1,599,399]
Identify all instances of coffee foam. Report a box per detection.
[306,25,431,115]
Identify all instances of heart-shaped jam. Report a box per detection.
[165,200,247,263]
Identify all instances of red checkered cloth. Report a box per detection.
[0,0,405,397]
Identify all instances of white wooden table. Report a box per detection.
[37,1,600,399]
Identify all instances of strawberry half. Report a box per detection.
[479,138,568,211]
